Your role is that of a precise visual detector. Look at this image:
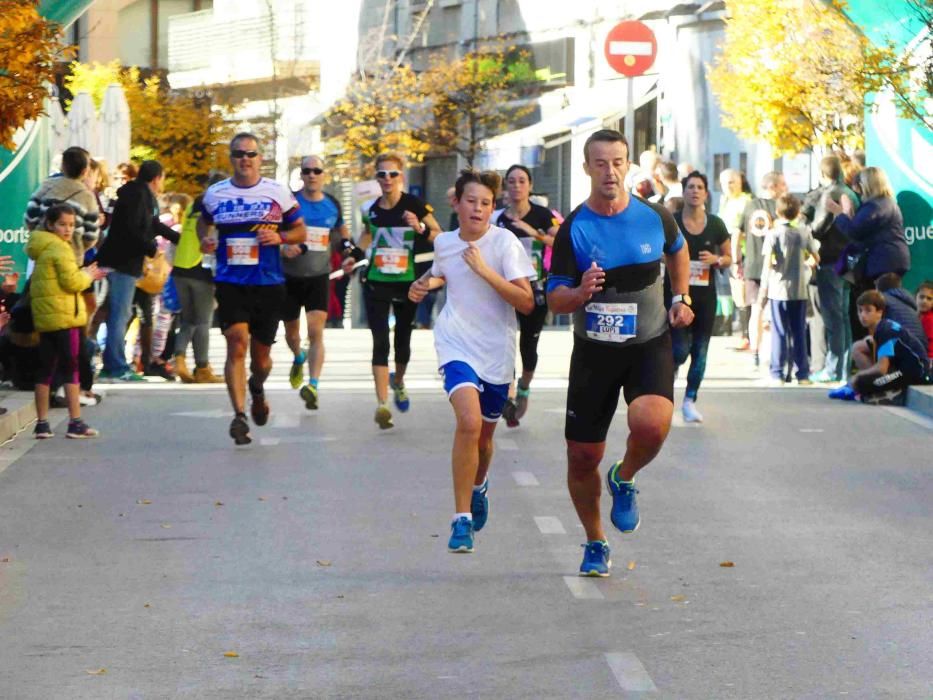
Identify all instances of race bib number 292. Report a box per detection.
[584,302,637,342]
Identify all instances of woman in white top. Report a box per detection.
[409,169,535,554]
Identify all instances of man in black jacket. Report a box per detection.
[96,160,179,381]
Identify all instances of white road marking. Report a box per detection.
[170,409,229,418]
[605,652,658,692]
[260,437,281,446]
[272,413,300,428]
[497,438,518,451]
[512,471,540,486]
[562,576,604,600]
[799,428,824,433]
[534,516,566,534]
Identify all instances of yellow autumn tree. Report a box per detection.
[65,60,234,194]
[323,59,431,180]
[421,45,537,165]
[708,0,904,153]
[0,0,72,150]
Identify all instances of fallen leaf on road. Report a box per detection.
[118,513,125,517]
[430,534,439,538]
[336,595,345,599]
[316,560,332,567]
[160,524,172,529]
[1,557,10,563]
[224,651,239,658]
[282,496,288,500]
[136,499,152,505]
[670,595,687,602]
[627,561,636,570]
[214,501,224,507]
[720,561,735,568]
[86,668,106,675]
[257,497,266,502]
[144,603,151,608]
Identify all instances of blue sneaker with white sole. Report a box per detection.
[607,461,640,533]
[389,372,410,412]
[579,541,611,577]
[471,481,488,532]
[447,516,474,553]
[828,385,857,401]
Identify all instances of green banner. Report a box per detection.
[846,0,933,291]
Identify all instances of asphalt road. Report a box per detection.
[0,334,930,698]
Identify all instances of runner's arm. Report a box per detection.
[278,217,306,245]
[462,243,534,314]
[665,243,690,298]
[421,212,442,242]
[408,269,445,303]
[196,216,218,253]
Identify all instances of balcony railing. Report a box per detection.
[168,5,320,89]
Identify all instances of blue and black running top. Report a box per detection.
[201,178,302,286]
[547,197,684,347]
[874,319,932,384]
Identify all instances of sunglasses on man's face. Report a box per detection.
[301,167,324,176]
[231,150,259,159]
[376,170,401,179]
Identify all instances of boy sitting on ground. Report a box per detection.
[830,290,932,404]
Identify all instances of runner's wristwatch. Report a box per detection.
[671,293,692,307]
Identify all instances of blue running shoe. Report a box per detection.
[579,541,611,577]
[828,385,856,401]
[447,516,474,553]
[607,461,640,533]
[389,372,410,412]
[471,481,488,532]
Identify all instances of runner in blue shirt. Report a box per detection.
[198,133,306,445]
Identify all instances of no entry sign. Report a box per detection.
[604,20,657,77]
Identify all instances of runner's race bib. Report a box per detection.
[226,237,259,265]
[306,226,330,252]
[584,302,637,343]
[374,247,410,275]
[689,260,710,287]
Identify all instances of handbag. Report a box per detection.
[136,250,170,294]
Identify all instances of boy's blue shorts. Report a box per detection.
[440,361,510,423]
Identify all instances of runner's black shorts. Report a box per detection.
[282,273,329,320]
[565,330,674,443]
[215,282,286,347]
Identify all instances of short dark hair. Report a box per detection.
[44,203,76,227]
[681,170,708,192]
[505,164,532,184]
[230,132,260,151]
[659,161,678,182]
[917,280,933,296]
[857,289,886,311]
[776,193,800,221]
[61,146,89,179]
[137,160,164,183]
[820,155,843,184]
[454,168,501,200]
[583,129,628,163]
[874,272,903,292]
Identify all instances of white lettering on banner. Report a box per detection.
[0,228,29,244]
[904,225,931,246]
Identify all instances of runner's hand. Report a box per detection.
[576,262,605,303]
[402,210,422,232]
[510,219,539,238]
[408,278,430,303]
[698,251,717,265]
[669,301,694,328]
[282,244,302,259]
[256,224,280,245]
[341,257,357,276]
[0,255,12,272]
[462,242,490,278]
[201,236,218,254]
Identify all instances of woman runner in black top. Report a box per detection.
[670,171,731,423]
[494,164,561,427]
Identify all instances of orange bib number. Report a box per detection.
[689,260,710,287]
[226,238,259,266]
[306,226,330,252]
[374,247,409,275]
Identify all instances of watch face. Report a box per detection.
[682,294,693,306]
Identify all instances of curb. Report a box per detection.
[905,385,933,421]
[0,392,37,444]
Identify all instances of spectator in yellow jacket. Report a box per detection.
[26,204,106,440]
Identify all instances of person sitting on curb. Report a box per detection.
[829,290,931,404]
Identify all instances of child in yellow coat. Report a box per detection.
[26,204,106,439]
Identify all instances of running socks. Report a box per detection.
[455,512,473,521]
[473,480,487,493]
[309,378,319,389]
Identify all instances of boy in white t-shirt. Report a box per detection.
[409,169,536,553]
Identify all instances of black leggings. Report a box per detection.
[364,288,417,367]
[517,301,549,373]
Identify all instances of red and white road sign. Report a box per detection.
[604,21,657,77]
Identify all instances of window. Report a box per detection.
[739,151,748,177]
[713,153,731,191]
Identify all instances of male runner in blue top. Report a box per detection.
[198,133,307,445]
[547,130,694,577]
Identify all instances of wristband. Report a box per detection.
[341,240,365,262]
